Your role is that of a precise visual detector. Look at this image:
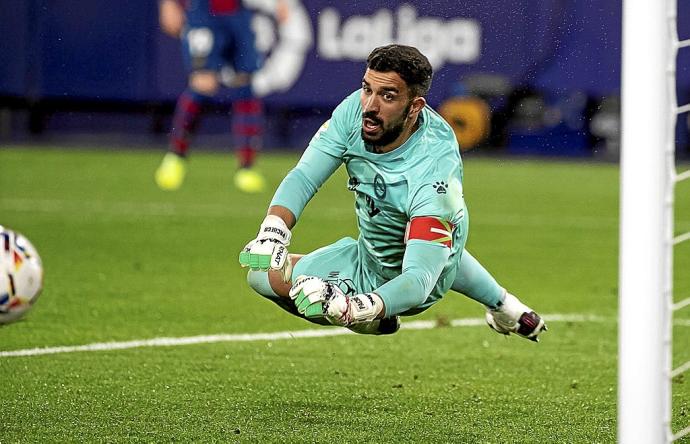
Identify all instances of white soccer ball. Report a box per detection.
[0,226,44,324]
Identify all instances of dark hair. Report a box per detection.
[366,44,433,97]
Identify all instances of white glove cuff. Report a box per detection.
[349,293,384,324]
[259,215,291,245]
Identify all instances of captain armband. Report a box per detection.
[404,217,455,248]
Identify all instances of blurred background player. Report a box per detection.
[155,0,288,193]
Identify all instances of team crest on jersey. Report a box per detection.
[187,28,214,58]
[404,217,454,248]
[373,174,386,199]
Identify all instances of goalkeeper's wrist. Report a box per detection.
[348,293,385,324]
[259,215,291,244]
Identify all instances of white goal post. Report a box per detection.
[619,0,690,442]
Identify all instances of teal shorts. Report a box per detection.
[292,237,367,297]
[292,236,460,317]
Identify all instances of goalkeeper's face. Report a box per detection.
[360,69,417,150]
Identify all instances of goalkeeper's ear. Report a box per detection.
[408,96,427,118]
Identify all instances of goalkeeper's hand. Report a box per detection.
[289,275,384,326]
[239,215,292,277]
[289,275,334,319]
[323,291,384,326]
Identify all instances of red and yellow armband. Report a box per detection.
[404,217,454,248]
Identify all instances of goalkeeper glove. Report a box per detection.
[289,275,332,318]
[239,215,292,279]
[323,291,384,327]
[289,275,384,326]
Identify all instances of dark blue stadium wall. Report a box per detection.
[3,0,681,154]
[0,0,623,103]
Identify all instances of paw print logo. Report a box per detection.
[433,181,448,194]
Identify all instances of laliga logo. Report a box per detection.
[225,3,480,95]
[318,5,481,69]
[241,0,313,97]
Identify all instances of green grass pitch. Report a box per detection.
[0,146,688,442]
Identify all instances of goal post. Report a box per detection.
[619,0,673,442]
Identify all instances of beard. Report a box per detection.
[360,103,411,149]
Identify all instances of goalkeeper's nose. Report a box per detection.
[362,94,380,114]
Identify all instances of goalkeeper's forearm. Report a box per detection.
[375,241,450,317]
[269,145,342,221]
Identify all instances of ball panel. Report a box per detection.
[0,226,43,325]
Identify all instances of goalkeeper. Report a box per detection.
[239,45,547,340]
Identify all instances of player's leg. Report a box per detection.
[230,86,265,193]
[288,238,399,335]
[155,86,207,190]
[246,249,340,327]
[246,238,399,335]
[156,25,224,190]
[451,249,504,308]
[346,317,400,335]
[446,205,501,307]
[226,11,265,193]
[246,253,332,326]
[452,249,547,341]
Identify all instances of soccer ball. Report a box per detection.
[0,226,43,324]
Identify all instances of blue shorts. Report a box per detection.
[182,10,261,74]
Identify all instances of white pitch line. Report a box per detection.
[0,313,601,358]
[1,313,687,358]
[0,329,355,358]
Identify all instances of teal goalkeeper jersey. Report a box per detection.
[271,90,467,315]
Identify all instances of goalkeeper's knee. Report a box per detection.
[247,270,281,301]
[247,269,332,325]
